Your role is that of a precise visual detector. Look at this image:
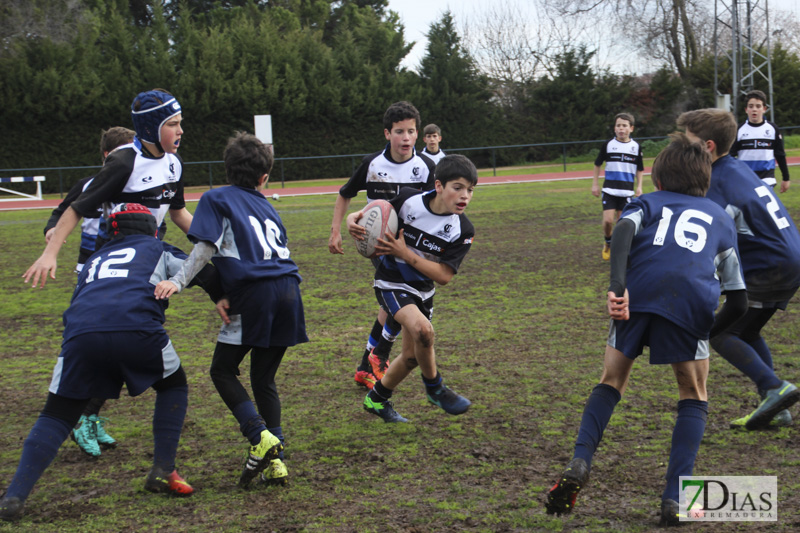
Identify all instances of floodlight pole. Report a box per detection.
[714,0,774,122]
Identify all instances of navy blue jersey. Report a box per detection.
[375,188,475,300]
[188,185,300,294]
[595,138,644,197]
[71,138,184,241]
[708,155,800,300]
[621,191,745,339]
[339,144,436,203]
[63,235,188,341]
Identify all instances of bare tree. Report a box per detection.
[0,0,88,55]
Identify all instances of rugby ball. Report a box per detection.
[354,200,398,258]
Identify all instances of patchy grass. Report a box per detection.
[1,179,799,531]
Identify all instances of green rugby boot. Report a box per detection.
[745,381,800,430]
[91,415,117,449]
[71,415,101,457]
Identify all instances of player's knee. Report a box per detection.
[417,322,435,348]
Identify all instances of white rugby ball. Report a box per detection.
[354,199,398,258]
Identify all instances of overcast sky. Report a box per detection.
[388,0,800,74]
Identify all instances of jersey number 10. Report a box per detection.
[249,216,290,260]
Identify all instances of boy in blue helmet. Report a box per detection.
[24,89,193,288]
[1,204,225,522]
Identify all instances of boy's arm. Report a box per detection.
[634,170,644,197]
[329,194,353,254]
[773,131,790,193]
[24,206,82,288]
[591,165,602,197]
[709,290,748,339]
[169,207,193,234]
[607,218,635,319]
[154,240,216,299]
[375,229,456,285]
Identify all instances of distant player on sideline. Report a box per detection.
[155,132,307,488]
[328,101,436,389]
[546,134,747,526]
[729,89,791,192]
[421,123,446,165]
[591,113,644,260]
[350,154,478,422]
[0,204,218,522]
[679,108,800,429]
[24,89,193,288]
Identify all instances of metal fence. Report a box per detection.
[3,128,798,198]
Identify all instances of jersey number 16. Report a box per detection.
[652,207,712,253]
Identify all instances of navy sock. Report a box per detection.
[747,337,774,370]
[359,320,385,370]
[152,385,188,472]
[573,384,621,470]
[232,401,266,445]
[6,414,73,501]
[663,399,708,502]
[712,333,782,391]
[268,426,284,460]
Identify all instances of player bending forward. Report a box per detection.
[0,204,223,522]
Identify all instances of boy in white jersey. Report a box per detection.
[347,155,478,422]
[591,113,644,260]
[421,123,446,164]
[729,89,791,193]
[329,102,436,390]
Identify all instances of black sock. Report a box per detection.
[369,380,393,402]
[422,372,443,390]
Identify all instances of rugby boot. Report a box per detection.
[659,498,681,527]
[729,408,792,429]
[259,459,288,486]
[426,384,471,415]
[144,468,194,496]
[368,350,390,380]
[545,457,590,516]
[71,415,101,457]
[0,497,24,522]
[602,243,611,261]
[239,429,283,488]
[745,381,800,430]
[363,395,408,423]
[92,415,117,449]
[354,369,377,389]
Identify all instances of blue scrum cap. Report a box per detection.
[130,90,182,145]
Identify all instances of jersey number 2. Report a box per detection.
[652,207,712,253]
[249,216,290,259]
[755,185,790,230]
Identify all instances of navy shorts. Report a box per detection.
[607,312,709,364]
[218,276,308,348]
[375,288,434,321]
[601,192,631,212]
[49,330,180,399]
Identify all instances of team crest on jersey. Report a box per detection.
[412,167,420,176]
[436,223,453,238]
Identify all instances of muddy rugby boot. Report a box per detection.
[545,458,590,516]
[92,415,117,449]
[239,429,283,488]
[745,381,800,430]
[363,395,408,423]
[426,384,471,415]
[259,459,288,486]
[71,415,101,457]
[145,468,194,496]
[368,350,390,380]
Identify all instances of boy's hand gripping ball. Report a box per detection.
[354,200,398,259]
